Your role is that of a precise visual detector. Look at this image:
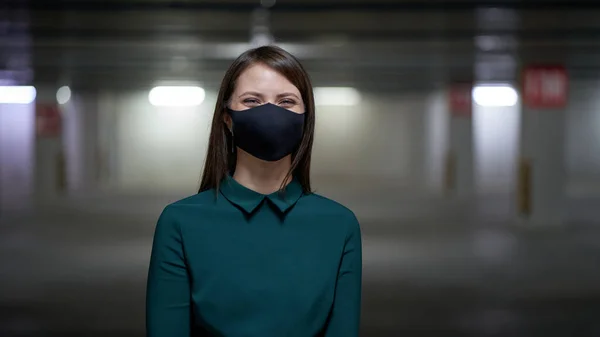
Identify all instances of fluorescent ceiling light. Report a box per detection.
[472,85,518,107]
[56,86,71,105]
[314,87,361,106]
[148,86,206,107]
[0,86,37,104]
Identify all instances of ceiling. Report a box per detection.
[2,0,600,90]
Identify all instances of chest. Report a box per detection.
[182,207,345,327]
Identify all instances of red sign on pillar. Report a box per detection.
[449,83,473,117]
[523,65,568,109]
[36,103,62,137]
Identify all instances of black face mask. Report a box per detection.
[227,103,305,162]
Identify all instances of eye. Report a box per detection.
[279,99,296,107]
[243,98,260,106]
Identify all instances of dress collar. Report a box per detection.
[219,175,304,214]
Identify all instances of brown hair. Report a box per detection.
[198,45,315,194]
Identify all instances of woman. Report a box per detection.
[146,45,362,337]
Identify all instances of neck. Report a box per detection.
[232,149,293,195]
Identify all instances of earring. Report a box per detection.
[229,128,234,154]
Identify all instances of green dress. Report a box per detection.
[146,176,362,337]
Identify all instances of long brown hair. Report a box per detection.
[198,45,315,194]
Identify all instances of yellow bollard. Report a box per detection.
[517,158,532,216]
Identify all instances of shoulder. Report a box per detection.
[169,189,218,208]
[302,193,356,217]
[164,189,218,211]
[301,192,361,233]
[156,189,218,225]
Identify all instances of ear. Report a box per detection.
[223,113,232,132]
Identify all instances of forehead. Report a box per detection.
[234,63,300,94]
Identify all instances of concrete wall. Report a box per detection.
[112,90,215,194]
[312,91,428,188]
[473,103,521,196]
[19,82,600,201]
[93,89,432,195]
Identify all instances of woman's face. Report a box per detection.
[228,63,305,116]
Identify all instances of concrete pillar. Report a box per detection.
[517,65,568,226]
[33,87,64,204]
[61,90,83,193]
[0,102,36,214]
[446,84,474,197]
[408,94,428,189]
[62,90,100,194]
[423,89,450,194]
[450,116,475,197]
[97,91,119,190]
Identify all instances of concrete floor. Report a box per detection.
[2,192,600,337]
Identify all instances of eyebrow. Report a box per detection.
[238,91,301,100]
